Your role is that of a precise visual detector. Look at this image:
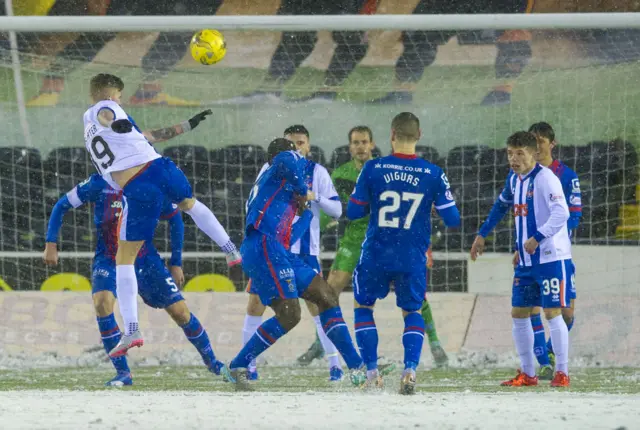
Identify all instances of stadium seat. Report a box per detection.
[309,145,327,166]
[221,144,267,184]
[163,145,213,196]
[329,145,351,170]
[415,145,439,164]
[44,147,93,184]
[183,273,235,292]
[40,273,92,292]
[0,277,13,291]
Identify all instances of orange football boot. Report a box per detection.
[550,371,570,387]
[500,370,538,387]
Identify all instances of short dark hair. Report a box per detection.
[391,112,420,141]
[528,122,555,143]
[90,73,124,99]
[283,125,309,138]
[507,131,538,151]
[267,138,296,163]
[348,125,373,143]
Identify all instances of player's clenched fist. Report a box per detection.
[43,242,59,266]
[470,235,485,261]
[512,250,520,267]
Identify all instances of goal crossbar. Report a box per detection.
[1,13,640,32]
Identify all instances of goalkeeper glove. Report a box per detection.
[182,109,213,132]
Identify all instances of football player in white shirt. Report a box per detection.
[84,74,241,358]
[242,125,345,381]
[471,131,571,387]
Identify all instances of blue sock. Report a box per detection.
[354,308,378,371]
[97,314,130,374]
[531,313,550,366]
[319,307,363,370]
[402,312,425,371]
[181,313,217,368]
[547,315,574,354]
[230,317,285,369]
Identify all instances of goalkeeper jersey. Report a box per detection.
[323,160,369,244]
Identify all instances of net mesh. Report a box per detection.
[0,23,639,292]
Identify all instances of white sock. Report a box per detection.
[243,314,262,371]
[116,265,138,336]
[512,317,536,378]
[313,316,341,370]
[185,200,234,251]
[548,315,569,375]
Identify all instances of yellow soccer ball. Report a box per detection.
[190,29,226,65]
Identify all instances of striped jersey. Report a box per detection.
[499,164,571,267]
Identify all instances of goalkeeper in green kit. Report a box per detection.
[296,125,449,368]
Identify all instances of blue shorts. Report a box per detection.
[120,157,192,242]
[241,231,317,306]
[352,262,427,312]
[91,255,184,309]
[512,259,575,309]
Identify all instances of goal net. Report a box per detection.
[0,13,639,367]
[0,16,639,292]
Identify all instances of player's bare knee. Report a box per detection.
[511,307,531,319]
[273,299,301,332]
[92,291,115,317]
[247,294,266,317]
[178,198,196,212]
[544,308,562,320]
[115,240,143,265]
[165,300,190,326]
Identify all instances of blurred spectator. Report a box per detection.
[26,0,223,107]
[226,0,375,103]
[369,0,534,106]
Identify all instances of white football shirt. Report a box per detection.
[83,100,160,189]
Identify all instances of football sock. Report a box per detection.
[313,315,340,370]
[403,312,425,371]
[512,317,536,378]
[230,317,285,369]
[420,299,440,344]
[181,313,217,367]
[547,315,574,355]
[319,307,363,370]
[115,264,139,335]
[242,314,263,371]
[548,315,569,374]
[354,308,378,371]
[185,200,234,250]
[97,314,130,374]
[530,313,550,366]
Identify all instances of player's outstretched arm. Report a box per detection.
[143,110,212,144]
